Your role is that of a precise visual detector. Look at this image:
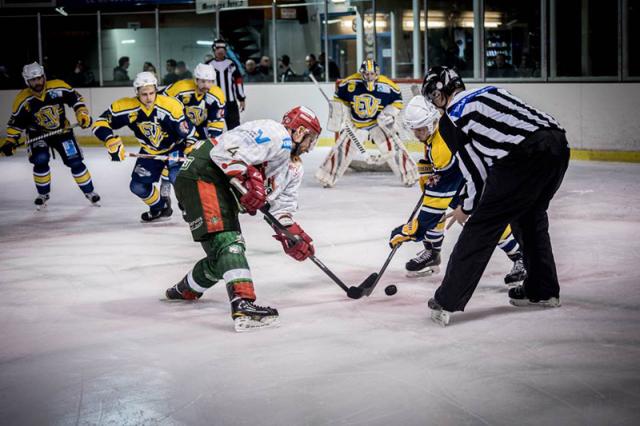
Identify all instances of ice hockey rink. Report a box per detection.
[0,147,639,425]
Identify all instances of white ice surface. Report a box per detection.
[1,147,639,426]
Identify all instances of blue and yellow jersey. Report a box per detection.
[6,79,87,141]
[334,73,403,129]
[93,94,194,155]
[162,79,226,139]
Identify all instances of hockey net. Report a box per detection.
[334,78,423,172]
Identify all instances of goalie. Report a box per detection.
[315,59,418,187]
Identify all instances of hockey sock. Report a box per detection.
[70,163,95,193]
[33,165,51,195]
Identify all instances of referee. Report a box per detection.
[422,66,570,323]
[206,39,245,130]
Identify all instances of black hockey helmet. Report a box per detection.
[421,66,465,103]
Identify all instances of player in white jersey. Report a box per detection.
[316,59,419,187]
[165,106,322,332]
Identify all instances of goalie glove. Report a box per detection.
[105,136,126,161]
[235,165,266,215]
[75,107,92,129]
[389,218,424,248]
[273,222,314,261]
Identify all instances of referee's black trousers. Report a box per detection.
[434,130,570,312]
[225,101,241,130]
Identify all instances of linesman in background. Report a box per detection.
[205,38,245,130]
[421,66,570,326]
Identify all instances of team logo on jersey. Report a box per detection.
[348,81,356,93]
[186,106,206,125]
[34,105,62,130]
[353,94,380,118]
[182,95,192,104]
[128,111,138,123]
[137,122,166,148]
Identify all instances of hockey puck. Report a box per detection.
[384,285,397,296]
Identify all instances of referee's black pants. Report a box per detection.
[434,130,570,312]
[225,101,241,130]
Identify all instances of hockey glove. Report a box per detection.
[273,223,315,261]
[389,218,423,248]
[377,112,395,128]
[1,138,17,156]
[75,107,92,129]
[105,136,126,162]
[237,165,266,215]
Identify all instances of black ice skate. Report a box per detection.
[504,254,527,285]
[231,298,279,332]
[406,247,441,278]
[508,285,561,308]
[428,297,451,327]
[165,275,202,301]
[140,205,173,223]
[85,191,101,206]
[34,194,50,210]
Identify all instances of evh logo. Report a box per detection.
[353,95,380,118]
[35,105,62,130]
[186,106,206,125]
[137,121,166,147]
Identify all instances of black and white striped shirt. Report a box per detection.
[439,86,564,213]
[206,58,246,103]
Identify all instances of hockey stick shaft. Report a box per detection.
[17,123,80,147]
[308,74,367,155]
[229,178,350,293]
[128,152,188,162]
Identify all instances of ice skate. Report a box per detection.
[231,298,279,332]
[406,248,441,278]
[34,194,50,211]
[508,285,561,308]
[504,255,527,285]
[140,205,173,223]
[428,298,451,327]
[85,191,101,206]
[165,275,202,301]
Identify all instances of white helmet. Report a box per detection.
[193,63,215,82]
[133,71,158,90]
[404,95,441,135]
[22,62,45,84]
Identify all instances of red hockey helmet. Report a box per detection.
[282,106,322,152]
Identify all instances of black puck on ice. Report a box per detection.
[384,285,397,296]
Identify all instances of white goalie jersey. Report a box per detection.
[206,119,302,222]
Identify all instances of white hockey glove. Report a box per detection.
[327,100,348,132]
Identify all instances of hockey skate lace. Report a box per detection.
[414,249,433,262]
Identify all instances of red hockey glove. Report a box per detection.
[237,165,266,215]
[273,222,315,261]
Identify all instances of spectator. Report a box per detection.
[319,52,340,80]
[488,53,517,78]
[244,59,265,82]
[0,65,11,89]
[143,62,157,76]
[69,60,96,87]
[176,61,192,80]
[303,54,324,81]
[257,56,272,78]
[278,55,296,82]
[163,59,179,85]
[113,56,130,82]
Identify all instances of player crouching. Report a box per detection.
[165,106,321,332]
[93,72,196,222]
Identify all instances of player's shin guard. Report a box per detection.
[370,126,418,186]
[315,130,360,188]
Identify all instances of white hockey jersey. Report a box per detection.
[207,119,302,223]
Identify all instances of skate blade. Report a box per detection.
[140,216,172,224]
[34,204,48,212]
[430,309,451,327]
[234,316,280,332]
[90,202,101,207]
[406,265,440,278]
[509,297,561,308]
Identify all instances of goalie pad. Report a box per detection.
[326,101,348,132]
[370,125,419,187]
[315,128,366,187]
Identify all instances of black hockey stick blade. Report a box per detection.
[346,273,379,299]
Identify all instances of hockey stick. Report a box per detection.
[128,152,189,162]
[347,190,426,299]
[230,178,365,298]
[16,123,80,148]
[307,74,367,156]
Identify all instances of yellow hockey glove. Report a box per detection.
[105,137,126,162]
[75,107,92,129]
[389,218,421,248]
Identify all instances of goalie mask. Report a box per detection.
[421,66,465,108]
[404,95,441,142]
[282,106,322,156]
[359,59,380,91]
